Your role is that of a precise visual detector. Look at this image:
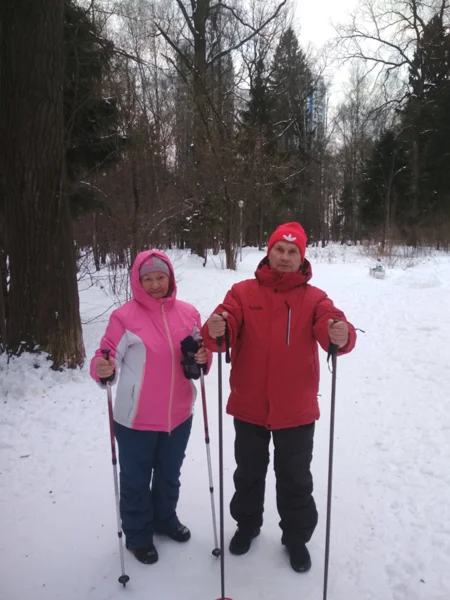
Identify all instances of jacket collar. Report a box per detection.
[255,256,312,292]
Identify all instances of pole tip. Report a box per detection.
[212,548,221,558]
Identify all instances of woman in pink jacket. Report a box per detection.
[91,250,211,565]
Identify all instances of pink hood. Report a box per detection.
[131,249,178,309]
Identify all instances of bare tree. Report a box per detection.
[335,0,450,243]
[334,64,386,242]
[149,0,289,267]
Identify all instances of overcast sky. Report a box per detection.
[293,0,358,47]
[293,0,359,105]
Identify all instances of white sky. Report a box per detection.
[293,0,359,106]
[293,0,358,47]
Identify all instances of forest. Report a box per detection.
[1,0,449,367]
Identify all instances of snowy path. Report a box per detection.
[1,248,450,600]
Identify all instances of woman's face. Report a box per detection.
[140,272,170,299]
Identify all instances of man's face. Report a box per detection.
[268,241,302,272]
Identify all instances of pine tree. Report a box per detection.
[239,57,276,248]
[64,0,125,217]
[269,28,316,234]
[270,28,312,155]
[359,130,409,245]
[401,13,450,240]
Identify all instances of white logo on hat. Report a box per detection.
[283,234,297,242]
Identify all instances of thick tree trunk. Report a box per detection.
[0,245,7,351]
[0,0,85,368]
[0,215,7,351]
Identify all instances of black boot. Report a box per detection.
[229,527,261,555]
[155,521,191,542]
[287,544,311,573]
[132,544,159,565]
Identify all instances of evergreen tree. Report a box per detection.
[401,13,450,234]
[269,28,316,233]
[64,0,125,217]
[239,57,276,247]
[359,130,409,243]
[270,28,312,155]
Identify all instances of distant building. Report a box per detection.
[306,76,327,139]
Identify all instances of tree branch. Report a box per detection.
[210,2,257,31]
[208,0,288,66]
[174,0,197,38]
[153,21,190,64]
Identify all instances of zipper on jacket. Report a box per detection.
[161,301,176,433]
[285,302,291,345]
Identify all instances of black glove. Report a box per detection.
[180,335,202,380]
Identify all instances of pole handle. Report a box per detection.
[100,349,115,385]
[224,322,231,364]
[327,318,340,364]
[327,342,339,362]
[216,314,230,363]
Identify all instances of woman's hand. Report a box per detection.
[96,356,117,378]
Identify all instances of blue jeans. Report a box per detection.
[114,416,193,549]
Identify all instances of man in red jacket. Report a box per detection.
[201,222,356,573]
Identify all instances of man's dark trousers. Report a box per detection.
[230,418,318,548]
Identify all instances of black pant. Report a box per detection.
[230,418,318,548]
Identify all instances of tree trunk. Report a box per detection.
[410,138,420,246]
[0,219,7,351]
[0,0,85,368]
[190,0,209,259]
[130,154,141,265]
[258,194,265,251]
[0,245,7,351]
[92,213,100,272]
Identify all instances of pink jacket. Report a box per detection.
[90,250,212,432]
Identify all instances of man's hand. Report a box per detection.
[194,346,209,365]
[328,320,349,348]
[96,356,117,379]
[207,312,228,339]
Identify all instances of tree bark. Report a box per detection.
[0,0,85,368]
[0,244,7,351]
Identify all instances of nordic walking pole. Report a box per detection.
[101,349,130,588]
[323,341,339,600]
[215,334,232,600]
[200,367,221,558]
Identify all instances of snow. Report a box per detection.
[2,246,450,600]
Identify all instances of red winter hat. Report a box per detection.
[267,222,308,260]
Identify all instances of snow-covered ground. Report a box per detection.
[1,246,450,600]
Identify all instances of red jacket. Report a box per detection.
[201,258,356,430]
